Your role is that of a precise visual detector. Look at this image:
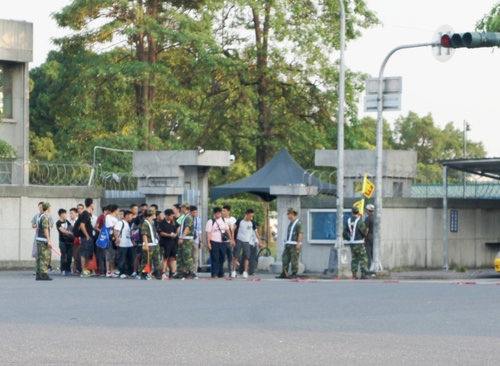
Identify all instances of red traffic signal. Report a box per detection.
[441,32,500,48]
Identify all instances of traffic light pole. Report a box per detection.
[373,41,439,273]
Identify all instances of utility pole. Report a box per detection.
[335,0,347,277]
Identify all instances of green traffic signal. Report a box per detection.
[440,32,500,48]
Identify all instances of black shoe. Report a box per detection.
[35,274,41,280]
[289,273,298,279]
[37,274,53,281]
[275,273,288,279]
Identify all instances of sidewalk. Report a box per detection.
[387,268,499,281]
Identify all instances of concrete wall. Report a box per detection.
[298,197,500,272]
[0,186,102,267]
[315,150,417,197]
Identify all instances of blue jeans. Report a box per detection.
[210,241,225,277]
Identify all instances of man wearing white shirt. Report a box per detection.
[232,209,259,279]
[105,204,120,278]
[206,207,229,278]
[115,210,135,278]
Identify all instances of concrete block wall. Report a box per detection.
[0,186,102,267]
[299,197,500,272]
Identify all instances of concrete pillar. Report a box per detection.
[133,150,230,236]
[270,185,318,274]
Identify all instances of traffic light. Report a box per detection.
[441,32,500,48]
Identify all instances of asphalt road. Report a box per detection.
[1,271,500,365]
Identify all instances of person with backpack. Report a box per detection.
[206,207,230,278]
[232,209,260,279]
[115,210,135,279]
[104,204,120,278]
[343,206,369,280]
[94,205,110,276]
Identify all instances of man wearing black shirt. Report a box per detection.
[79,198,95,278]
[56,209,74,276]
[158,209,178,279]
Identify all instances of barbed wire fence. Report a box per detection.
[3,159,500,199]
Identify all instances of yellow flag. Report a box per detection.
[353,198,365,214]
[362,174,375,199]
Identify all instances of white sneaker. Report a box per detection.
[161,273,168,280]
[120,274,127,279]
[106,271,112,278]
[111,272,119,278]
[113,270,120,275]
[231,271,236,278]
[243,271,248,279]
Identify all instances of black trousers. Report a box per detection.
[118,246,135,276]
[59,242,73,272]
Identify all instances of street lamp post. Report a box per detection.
[373,41,439,273]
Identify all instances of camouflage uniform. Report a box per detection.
[177,213,194,274]
[36,213,51,278]
[140,219,161,276]
[350,244,369,278]
[281,219,303,276]
[343,214,368,278]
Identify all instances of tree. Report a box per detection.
[207,0,378,169]
[53,0,214,148]
[392,111,485,182]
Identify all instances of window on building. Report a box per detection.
[393,181,403,197]
[308,209,351,244]
[0,63,13,119]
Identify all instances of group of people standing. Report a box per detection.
[32,198,270,281]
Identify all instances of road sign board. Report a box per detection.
[365,76,402,95]
[364,93,401,112]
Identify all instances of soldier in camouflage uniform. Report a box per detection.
[177,203,196,279]
[36,202,53,281]
[276,207,303,279]
[343,206,368,279]
[140,209,161,280]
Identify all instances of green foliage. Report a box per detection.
[392,111,485,183]
[210,198,266,226]
[476,4,500,32]
[27,0,488,189]
[29,131,56,161]
[0,139,17,159]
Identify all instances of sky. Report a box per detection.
[3,0,500,157]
